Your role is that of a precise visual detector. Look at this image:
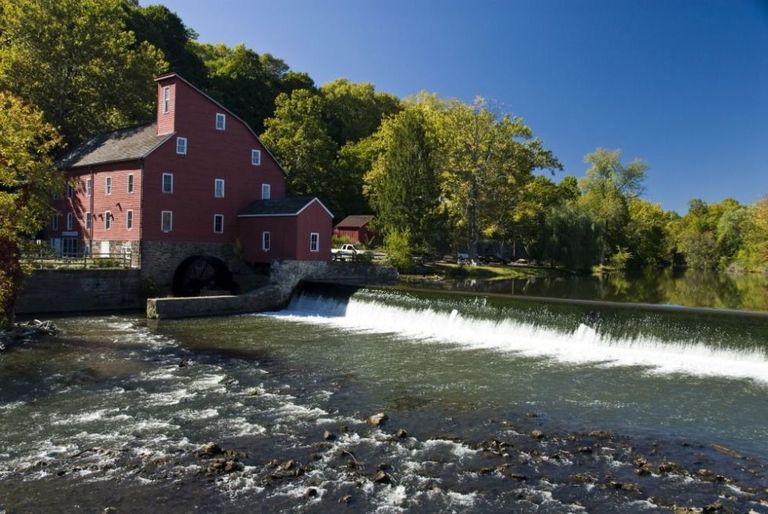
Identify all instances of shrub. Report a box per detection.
[384,229,413,271]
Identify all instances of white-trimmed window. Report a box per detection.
[213,214,224,234]
[51,215,59,231]
[105,176,112,195]
[262,231,271,252]
[127,174,134,193]
[176,136,187,155]
[66,212,73,231]
[104,210,111,230]
[310,232,320,253]
[126,210,133,230]
[85,211,92,230]
[215,113,226,131]
[162,86,171,113]
[86,178,92,197]
[162,173,173,193]
[66,184,74,198]
[161,210,173,233]
[251,149,261,166]
[261,183,271,200]
[214,178,225,198]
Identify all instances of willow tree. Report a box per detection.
[0,94,62,327]
[434,98,560,260]
[0,0,167,146]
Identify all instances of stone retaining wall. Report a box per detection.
[146,261,399,319]
[16,269,143,314]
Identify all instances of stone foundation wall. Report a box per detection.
[89,240,141,268]
[270,260,399,292]
[16,269,143,314]
[140,240,251,293]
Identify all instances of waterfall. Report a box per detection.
[264,289,768,384]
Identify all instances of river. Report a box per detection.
[1,284,767,512]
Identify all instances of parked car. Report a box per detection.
[332,243,364,261]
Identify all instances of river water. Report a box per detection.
[1,285,767,512]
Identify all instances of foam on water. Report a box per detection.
[266,293,768,383]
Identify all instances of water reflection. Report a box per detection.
[412,268,768,311]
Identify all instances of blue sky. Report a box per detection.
[149,0,767,213]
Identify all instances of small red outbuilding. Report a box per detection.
[238,197,333,263]
[333,215,375,245]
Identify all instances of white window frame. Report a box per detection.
[213,214,224,234]
[251,149,261,166]
[66,212,73,231]
[104,210,111,230]
[105,176,112,196]
[262,231,271,252]
[214,178,225,198]
[127,174,134,193]
[215,113,226,131]
[162,172,173,194]
[310,232,320,253]
[176,136,187,155]
[85,211,92,231]
[86,178,92,197]
[162,86,170,114]
[126,209,133,230]
[161,210,173,233]
[51,215,59,231]
[261,183,271,200]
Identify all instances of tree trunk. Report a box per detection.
[467,174,479,261]
[0,236,22,328]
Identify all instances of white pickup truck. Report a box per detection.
[332,244,363,261]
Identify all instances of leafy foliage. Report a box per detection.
[0,93,63,326]
[0,0,167,146]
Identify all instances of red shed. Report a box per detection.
[333,215,375,245]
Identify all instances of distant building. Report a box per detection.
[51,73,332,294]
[333,215,375,245]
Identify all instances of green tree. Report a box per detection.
[191,42,315,133]
[364,107,444,251]
[124,2,208,86]
[578,148,648,265]
[0,0,167,146]
[434,97,560,259]
[261,89,338,206]
[737,196,768,271]
[320,79,401,145]
[0,93,63,327]
[625,197,672,267]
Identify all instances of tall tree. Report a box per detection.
[363,107,444,251]
[0,0,167,146]
[434,98,560,259]
[578,148,648,265]
[0,93,62,327]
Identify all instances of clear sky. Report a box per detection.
[148,0,767,213]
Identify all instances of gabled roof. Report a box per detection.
[155,72,288,177]
[335,214,374,229]
[59,123,172,169]
[238,196,333,218]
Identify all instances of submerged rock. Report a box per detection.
[367,413,388,427]
[323,430,336,441]
[396,429,408,439]
[373,470,391,484]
